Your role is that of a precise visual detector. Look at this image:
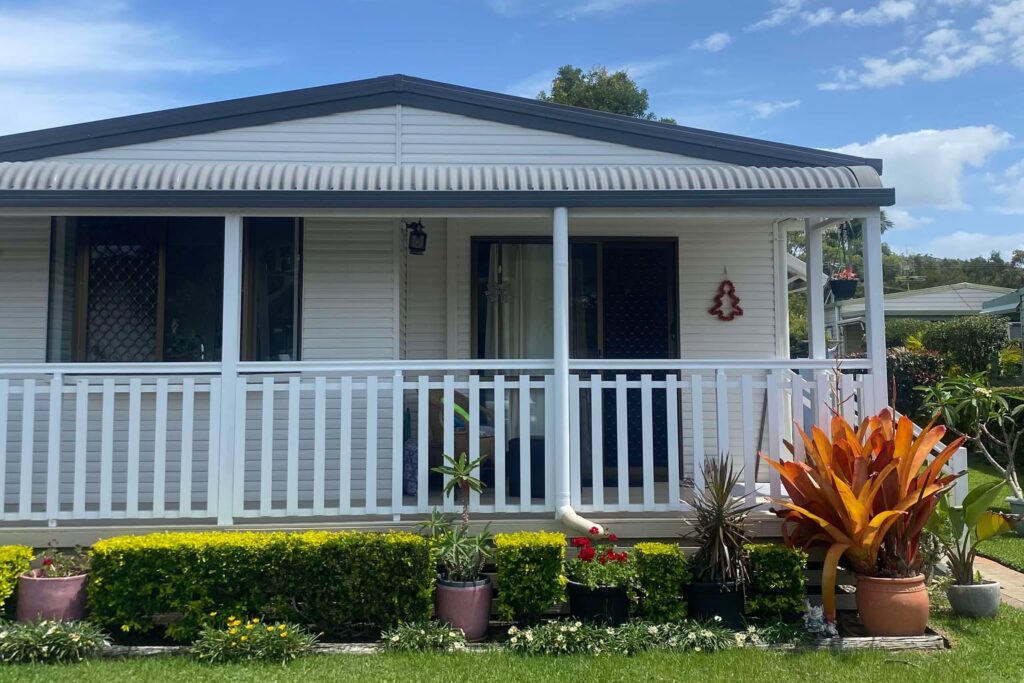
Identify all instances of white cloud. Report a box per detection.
[994,159,1024,214]
[819,1,1024,89]
[923,230,1024,258]
[690,32,732,52]
[0,1,258,135]
[748,0,805,30]
[0,2,249,75]
[833,126,1013,208]
[733,98,801,118]
[834,0,916,26]
[885,207,933,231]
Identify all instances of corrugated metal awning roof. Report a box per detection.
[0,161,882,192]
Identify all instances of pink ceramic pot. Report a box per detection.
[16,569,88,622]
[435,576,492,642]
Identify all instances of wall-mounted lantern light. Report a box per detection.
[404,220,428,255]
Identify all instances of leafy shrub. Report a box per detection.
[999,344,1023,378]
[494,531,565,624]
[89,531,433,642]
[745,544,807,621]
[191,617,317,663]
[0,546,32,614]
[922,315,1008,373]
[505,619,735,656]
[633,542,690,623]
[0,620,108,664]
[885,318,935,349]
[884,347,944,418]
[381,621,467,652]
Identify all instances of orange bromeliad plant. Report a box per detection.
[760,409,964,621]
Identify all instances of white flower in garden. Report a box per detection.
[713,615,722,622]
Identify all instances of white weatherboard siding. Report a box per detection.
[0,217,49,363]
[50,107,715,166]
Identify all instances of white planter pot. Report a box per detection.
[1007,497,1024,537]
[946,581,1001,619]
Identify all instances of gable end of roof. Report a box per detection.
[0,75,884,172]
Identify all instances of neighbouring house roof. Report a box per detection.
[982,287,1024,315]
[0,75,883,171]
[829,282,1014,321]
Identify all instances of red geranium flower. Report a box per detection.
[607,533,618,542]
[42,558,53,567]
[589,526,599,535]
[578,546,596,562]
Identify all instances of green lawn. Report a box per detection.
[967,455,1024,570]
[2,608,1022,683]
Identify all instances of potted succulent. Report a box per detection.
[829,266,859,300]
[564,531,633,625]
[927,480,1013,618]
[421,452,492,642]
[17,545,90,622]
[763,409,963,636]
[684,457,756,629]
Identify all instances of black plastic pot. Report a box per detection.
[829,279,859,300]
[684,581,744,629]
[566,581,630,625]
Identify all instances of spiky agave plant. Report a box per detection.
[688,457,759,587]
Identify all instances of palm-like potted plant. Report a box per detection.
[17,546,89,622]
[762,409,963,636]
[927,480,1013,618]
[684,457,756,628]
[565,532,634,625]
[421,452,492,641]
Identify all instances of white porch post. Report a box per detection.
[552,207,572,513]
[862,212,889,409]
[216,214,243,526]
[804,219,826,359]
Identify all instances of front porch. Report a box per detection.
[0,206,909,537]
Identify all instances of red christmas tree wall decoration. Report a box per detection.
[708,280,743,321]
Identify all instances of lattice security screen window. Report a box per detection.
[47,217,224,362]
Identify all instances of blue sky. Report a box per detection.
[1,0,1023,258]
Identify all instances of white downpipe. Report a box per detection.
[551,206,605,536]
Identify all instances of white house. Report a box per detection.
[0,75,910,544]
[827,282,1013,354]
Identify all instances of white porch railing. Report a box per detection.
[1,358,960,526]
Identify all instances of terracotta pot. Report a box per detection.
[16,570,88,622]
[855,574,929,637]
[566,581,630,625]
[435,576,491,642]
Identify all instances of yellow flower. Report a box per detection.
[267,626,275,632]
[228,628,237,635]
[240,636,248,642]
[280,632,288,638]
[278,624,286,630]
[251,618,260,624]
[245,624,254,630]
[209,611,218,617]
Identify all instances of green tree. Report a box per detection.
[537,65,676,123]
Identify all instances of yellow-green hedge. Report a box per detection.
[89,531,433,642]
[745,543,807,620]
[494,531,565,624]
[633,542,691,623]
[0,545,32,614]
